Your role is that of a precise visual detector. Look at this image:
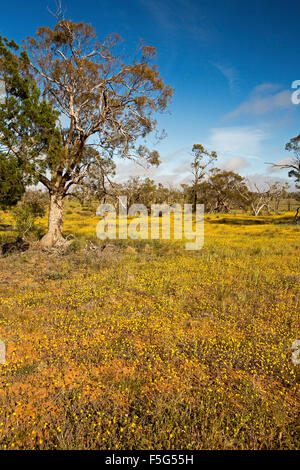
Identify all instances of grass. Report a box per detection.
[0,204,299,449]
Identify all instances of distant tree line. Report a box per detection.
[65,142,297,216]
[70,168,296,216]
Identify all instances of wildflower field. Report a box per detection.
[0,206,299,450]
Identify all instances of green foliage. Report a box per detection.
[12,190,47,238]
[0,152,25,208]
[201,169,250,213]
[46,271,65,280]
[0,33,63,184]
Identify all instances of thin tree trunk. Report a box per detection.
[192,187,197,213]
[40,192,65,247]
[294,206,300,224]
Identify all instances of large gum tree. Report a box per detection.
[0,15,173,247]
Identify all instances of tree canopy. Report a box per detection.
[0,152,25,209]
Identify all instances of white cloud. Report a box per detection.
[223,157,249,171]
[114,150,191,185]
[208,126,267,157]
[252,83,281,94]
[115,159,156,180]
[226,83,292,118]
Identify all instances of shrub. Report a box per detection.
[12,190,47,239]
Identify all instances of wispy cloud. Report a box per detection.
[138,0,213,41]
[163,147,190,162]
[226,83,292,118]
[213,62,239,90]
[208,126,267,158]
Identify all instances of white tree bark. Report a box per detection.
[40,193,65,247]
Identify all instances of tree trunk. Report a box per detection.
[40,192,65,247]
[294,206,300,224]
[192,187,197,213]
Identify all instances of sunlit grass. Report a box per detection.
[0,204,299,449]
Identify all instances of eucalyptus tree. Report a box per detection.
[0,14,173,246]
[190,144,218,212]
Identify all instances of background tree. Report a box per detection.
[199,169,249,213]
[70,149,116,206]
[190,144,217,212]
[236,181,273,216]
[136,178,158,210]
[284,135,300,221]
[267,181,289,214]
[271,134,300,221]
[284,134,300,189]
[0,14,173,247]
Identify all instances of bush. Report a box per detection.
[12,190,47,239]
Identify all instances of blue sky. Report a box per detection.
[1,0,300,187]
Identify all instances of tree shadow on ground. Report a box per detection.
[0,224,13,231]
[209,216,296,225]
